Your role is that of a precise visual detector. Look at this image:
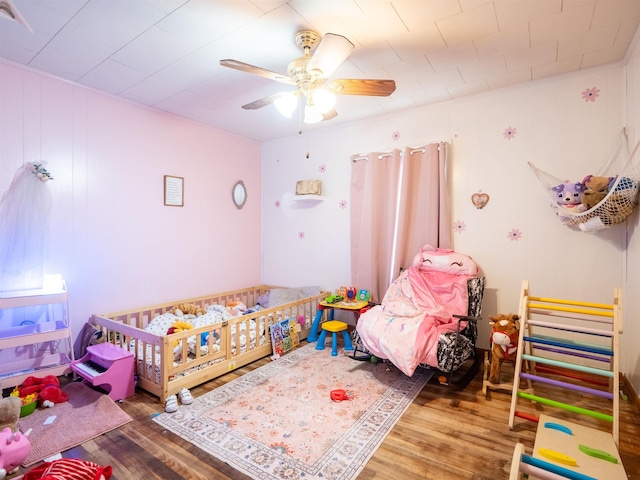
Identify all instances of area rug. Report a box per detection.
[154,342,432,480]
[18,381,133,466]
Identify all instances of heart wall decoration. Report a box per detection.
[472,192,490,209]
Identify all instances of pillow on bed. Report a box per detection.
[267,286,321,308]
[257,292,270,307]
[195,309,230,327]
[144,312,179,335]
[205,304,236,320]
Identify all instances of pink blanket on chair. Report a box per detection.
[356,246,478,376]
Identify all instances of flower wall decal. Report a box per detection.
[319,164,327,173]
[507,229,522,241]
[581,87,600,102]
[392,130,400,141]
[298,231,305,239]
[453,221,466,233]
[339,200,348,209]
[503,127,517,140]
[274,200,281,208]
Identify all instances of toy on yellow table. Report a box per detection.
[357,290,371,302]
[345,287,357,302]
[337,286,347,299]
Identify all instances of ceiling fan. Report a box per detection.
[219,30,396,124]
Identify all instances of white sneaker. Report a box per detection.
[179,388,193,405]
[165,394,178,413]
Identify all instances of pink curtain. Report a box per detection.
[350,149,403,302]
[394,142,451,272]
[350,143,450,302]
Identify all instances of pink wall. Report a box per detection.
[0,61,262,343]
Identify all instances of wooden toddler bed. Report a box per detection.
[91,285,326,402]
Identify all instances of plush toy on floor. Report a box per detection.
[488,313,520,384]
[16,375,68,408]
[0,426,32,479]
[22,458,112,480]
[0,397,21,432]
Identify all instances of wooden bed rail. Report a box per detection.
[91,286,328,402]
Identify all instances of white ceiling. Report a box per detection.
[1,0,640,143]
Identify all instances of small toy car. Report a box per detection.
[325,294,344,304]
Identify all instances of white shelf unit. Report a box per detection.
[0,284,74,389]
[292,194,324,202]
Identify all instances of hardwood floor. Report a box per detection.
[9,357,640,480]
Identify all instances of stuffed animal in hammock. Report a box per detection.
[488,313,520,384]
[551,181,587,212]
[581,175,612,211]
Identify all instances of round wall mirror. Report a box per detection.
[232,180,247,209]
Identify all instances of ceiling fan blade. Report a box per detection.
[307,33,355,77]
[328,79,396,96]
[220,59,295,85]
[241,92,291,110]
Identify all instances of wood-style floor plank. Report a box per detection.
[7,355,640,480]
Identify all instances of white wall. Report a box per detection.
[0,61,263,350]
[262,62,633,380]
[623,28,640,393]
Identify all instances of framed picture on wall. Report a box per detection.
[164,175,184,207]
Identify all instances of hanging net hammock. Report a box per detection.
[529,131,640,232]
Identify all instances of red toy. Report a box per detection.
[18,376,68,408]
[330,389,352,402]
[345,287,357,302]
[23,458,112,480]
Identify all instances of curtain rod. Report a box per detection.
[351,151,402,162]
[351,142,448,162]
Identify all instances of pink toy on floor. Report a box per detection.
[0,427,32,478]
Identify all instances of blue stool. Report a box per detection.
[316,320,354,356]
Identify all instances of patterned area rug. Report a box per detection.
[154,342,432,480]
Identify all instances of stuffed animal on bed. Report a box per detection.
[167,321,194,350]
[170,303,205,317]
[488,313,520,384]
[226,301,247,316]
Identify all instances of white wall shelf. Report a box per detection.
[292,194,324,202]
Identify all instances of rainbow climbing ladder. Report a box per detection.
[508,280,623,445]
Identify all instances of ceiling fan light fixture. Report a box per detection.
[303,104,323,124]
[274,92,298,117]
[312,89,336,114]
